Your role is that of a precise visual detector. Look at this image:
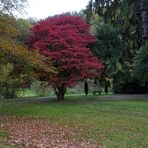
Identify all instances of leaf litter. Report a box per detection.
[0,116,102,148]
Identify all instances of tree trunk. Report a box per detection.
[84,81,88,96]
[53,83,66,101]
[140,0,148,40]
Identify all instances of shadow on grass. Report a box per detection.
[0,94,148,106]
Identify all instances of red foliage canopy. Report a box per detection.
[26,15,104,87]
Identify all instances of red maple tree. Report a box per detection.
[26,15,104,100]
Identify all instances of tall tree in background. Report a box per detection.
[93,23,123,91]
[26,15,104,100]
[85,0,148,93]
[86,0,142,56]
[133,42,148,85]
[140,0,148,40]
[132,0,148,91]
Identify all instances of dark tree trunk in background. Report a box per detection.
[53,83,66,101]
[1,83,16,99]
[84,81,88,96]
[140,0,148,40]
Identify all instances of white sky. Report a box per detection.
[21,0,90,19]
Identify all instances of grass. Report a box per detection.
[0,130,9,137]
[0,130,13,148]
[0,95,148,147]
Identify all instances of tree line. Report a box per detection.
[0,0,148,100]
[85,0,148,94]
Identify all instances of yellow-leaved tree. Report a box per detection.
[0,13,56,99]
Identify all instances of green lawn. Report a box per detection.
[0,95,148,147]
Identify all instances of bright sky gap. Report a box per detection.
[21,0,90,19]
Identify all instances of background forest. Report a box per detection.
[0,0,148,100]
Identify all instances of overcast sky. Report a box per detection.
[21,0,90,19]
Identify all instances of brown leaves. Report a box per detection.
[0,116,102,148]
